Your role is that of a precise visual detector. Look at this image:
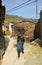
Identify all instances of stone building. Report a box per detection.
[0,0,5,36]
[40,10,42,46]
[34,10,42,47]
[0,0,5,51]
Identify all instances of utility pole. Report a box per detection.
[36,0,38,18]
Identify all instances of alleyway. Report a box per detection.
[1,36,42,65]
[1,36,28,65]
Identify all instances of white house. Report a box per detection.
[9,23,14,37]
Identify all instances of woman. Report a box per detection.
[17,35,23,58]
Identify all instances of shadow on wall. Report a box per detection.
[34,19,41,40]
[5,36,10,50]
[0,36,10,54]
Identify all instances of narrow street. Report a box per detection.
[1,36,42,65]
[1,36,28,65]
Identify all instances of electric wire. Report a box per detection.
[6,0,35,12]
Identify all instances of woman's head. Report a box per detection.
[17,35,21,41]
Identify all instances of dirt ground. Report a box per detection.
[24,43,42,65]
[0,36,42,65]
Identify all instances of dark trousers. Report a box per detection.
[22,47,24,53]
[17,47,24,58]
[17,49,20,58]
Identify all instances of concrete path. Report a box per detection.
[1,36,27,65]
[1,36,42,65]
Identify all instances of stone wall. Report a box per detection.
[40,10,42,46]
[0,0,5,51]
[34,10,42,46]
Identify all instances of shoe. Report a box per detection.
[18,55,20,58]
[18,56,20,58]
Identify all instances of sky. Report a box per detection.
[2,0,42,19]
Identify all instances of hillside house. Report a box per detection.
[9,23,14,37]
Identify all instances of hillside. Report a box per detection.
[4,14,38,24]
[5,14,25,24]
